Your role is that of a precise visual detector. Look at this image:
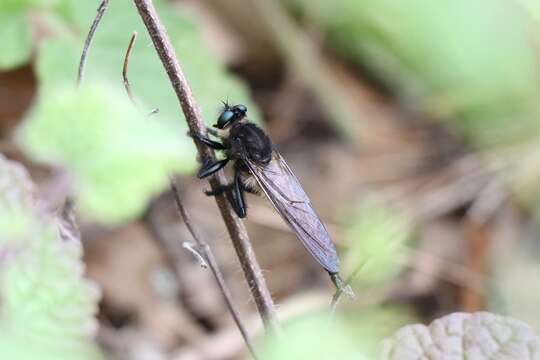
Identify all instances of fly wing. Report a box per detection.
[243,152,340,273]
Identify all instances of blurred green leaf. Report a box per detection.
[285,0,540,147]
[0,154,102,360]
[342,200,411,288]
[0,0,66,69]
[259,314,371,359]
[38,0,261,127]
[259,306,414,359]
[516,0,540,21]
[17,0,259,223]
[0,12,31,69]
[18,82,194,224]
[341,305,415,357]
[0,0,62,12]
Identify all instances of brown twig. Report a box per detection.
[132,0,279,334]
[123,31,138,103]
[170,179,259,359]
[77,0,109,86]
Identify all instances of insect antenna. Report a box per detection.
[221,97,230,110]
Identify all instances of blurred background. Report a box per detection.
[1,0,540,359]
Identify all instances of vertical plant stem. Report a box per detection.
[170,179,259,359]
[123,31,138,103]
[132,0,279,334]
[77,0,109,86]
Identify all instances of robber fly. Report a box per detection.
[192,103,351,293]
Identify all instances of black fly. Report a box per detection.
[193,103,351,294]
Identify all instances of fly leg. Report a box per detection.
[232,171,247,218]
[203,172,247,218]
[191,132,226,150]
[206,127,219,137]
[197,158,229,178]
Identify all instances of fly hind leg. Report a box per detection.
[232,171,247,218]
[203,171,247,218]
[197,158,229,179]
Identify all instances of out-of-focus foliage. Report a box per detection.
[18,83,193,224]
[285,0,540,147]
[491,243,540,331]
[0,2,32,69]
[516,0,540,21]
[0,0,66,69]
[342,200,411,288]
[36,0,261,127]
[259,314,371,359]
[13,0,259,223]
[260,306,414,359]
[381,312,540,359]
[0,154,102,360]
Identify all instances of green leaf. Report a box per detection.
[0,0,66,69]
[0,12,32,70]
[0,154,103,360]
[342,200,411,287]
[19,0,260,223]
[38,0,261,127]
[259,315,370,360]
[516,0,540,22]
[18,82,195,224]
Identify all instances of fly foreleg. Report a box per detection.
[197,158,229,178]
[191,132,227,150]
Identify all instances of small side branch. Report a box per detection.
[123,31,138,103]
[182,241,208,269]
[132,0,279,334]
[170,179,258,359]
[77,0,109,86]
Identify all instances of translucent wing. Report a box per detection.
[243,152,340,273]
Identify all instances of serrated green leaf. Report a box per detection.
[18,82,195,223]
[0,154,103,360]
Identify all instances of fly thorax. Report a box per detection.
[229,122,273,165]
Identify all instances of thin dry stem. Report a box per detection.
[182,241,209,268]
[77,0,109,86]
[171,179,258,359]
[123,31,138,103]
[132,0,279,334]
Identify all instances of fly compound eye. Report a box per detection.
[234,104,247,115]
[216,110,235,129]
